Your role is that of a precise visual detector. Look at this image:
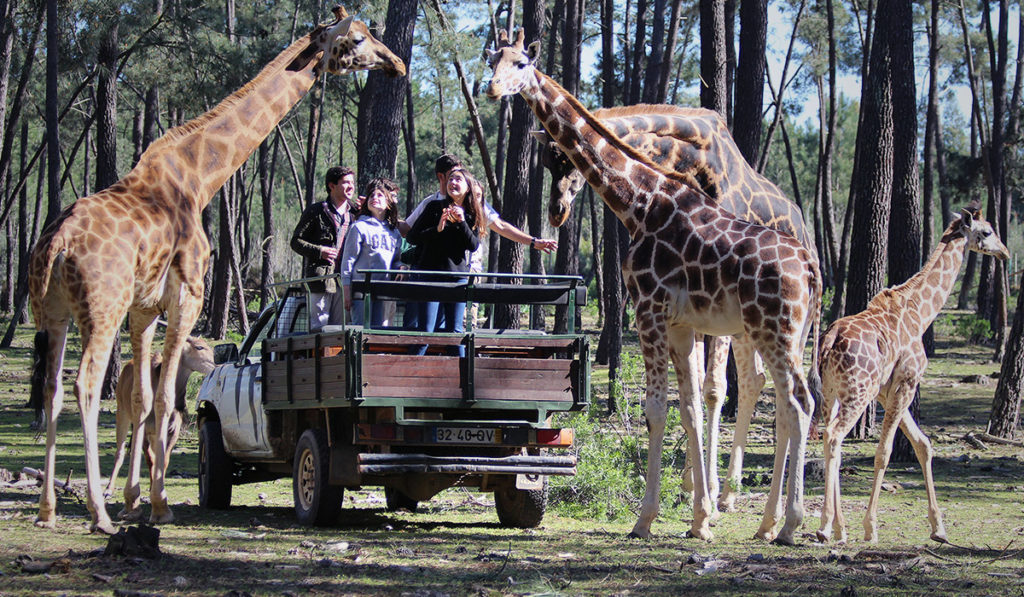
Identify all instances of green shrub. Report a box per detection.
[550,351,693,522]
[945,313,993,344]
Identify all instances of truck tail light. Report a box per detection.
[536,428,573,446]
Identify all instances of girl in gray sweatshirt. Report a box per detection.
[340,178,402,327]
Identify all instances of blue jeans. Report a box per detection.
[350,299,385,328]
[412,276,466,356]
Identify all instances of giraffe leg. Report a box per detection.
[629,314,672,539]
[121,314,157,521]
[680,337,705,497]
[719,335,764,512]
[74,324,120,535]
[815,392,861,544]
[35,321,69,530]
[863,385,908,543]
[775,367,813,545]
[104,377,130,498]
[896,407,947,543]
[667,325,713,540]
[148,293,202,524]
[702,336,729,520]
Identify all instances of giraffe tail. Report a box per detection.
[27,228,69,319]
[806,267,824,439]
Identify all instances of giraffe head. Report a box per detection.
[291,5,406,78]
[181,336,216,377]
[485,29,541,99]
[532,130,586,227]
[950,204,1010,260]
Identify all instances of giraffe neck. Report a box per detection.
[135,33,322,210]
[522,70,671,237]
[887,232,967,336]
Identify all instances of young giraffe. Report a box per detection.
[28,6,405,534]
[486,30,821,544]
[816,206,1008,544]
[536,105,818,514]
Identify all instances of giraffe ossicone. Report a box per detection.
[27,7,404,535]
[487,29,821,545]
[816,205,1008,545]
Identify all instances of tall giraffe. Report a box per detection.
[27,6,405,534]
[816,206,1008,544]
[486,30,821,544]
[536,105,817,514]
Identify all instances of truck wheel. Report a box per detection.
[293,429,343,526]
[494,479,548,528]
[198,420,233,509]
[384,487,419,513]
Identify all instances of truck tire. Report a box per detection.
[384,487,419,513]
[494,479,548,528]
[198,420,233,509]
[293,429,343,526]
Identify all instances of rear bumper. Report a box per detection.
[356,452,577,476]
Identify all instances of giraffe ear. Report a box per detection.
[334,16,353,38]
[959,208,974,228]
[526,40,541,61]
[529,130,549,144]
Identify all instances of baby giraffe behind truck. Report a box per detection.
[105,337,215,501]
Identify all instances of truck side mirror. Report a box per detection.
[213,343,239,364]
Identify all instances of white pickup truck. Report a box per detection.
[195,272,590,528]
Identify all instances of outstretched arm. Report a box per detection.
[488,216,558,253]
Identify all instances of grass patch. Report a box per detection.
[0,315,1022,595]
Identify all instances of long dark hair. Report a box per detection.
[445,167,487,238]
[360,177,399,228]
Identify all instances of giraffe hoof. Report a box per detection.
[684,528,713,542]
[754,529,776,543]
[813,530,830,543]
[930,531,948,544]
[771,533,797,547]
[118,507,145,522]
[149,509,174,525]
[627,525,652,539]
[91,521,119,535]
[34,516,57,530]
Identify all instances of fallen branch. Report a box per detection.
[962,432,988,450]
[976,432,1024,447]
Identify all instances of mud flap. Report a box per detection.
[516,473,544,490]
[329,444,361,486]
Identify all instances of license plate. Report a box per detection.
[435,427,498,444]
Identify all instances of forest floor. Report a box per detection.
[0,312,1021,596]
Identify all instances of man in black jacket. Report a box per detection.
[290,166,358,329]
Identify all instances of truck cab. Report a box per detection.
[195,271,589,528]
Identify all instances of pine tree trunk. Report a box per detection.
[732,0,765,164]
[358,0,417,186]
[988,285,1024,437]
[95,22,121,402]
[553,0,582,334]
[699,0,728,116]
[847,0,896,439]
[887,0,922,462]
[493,0,544,330]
